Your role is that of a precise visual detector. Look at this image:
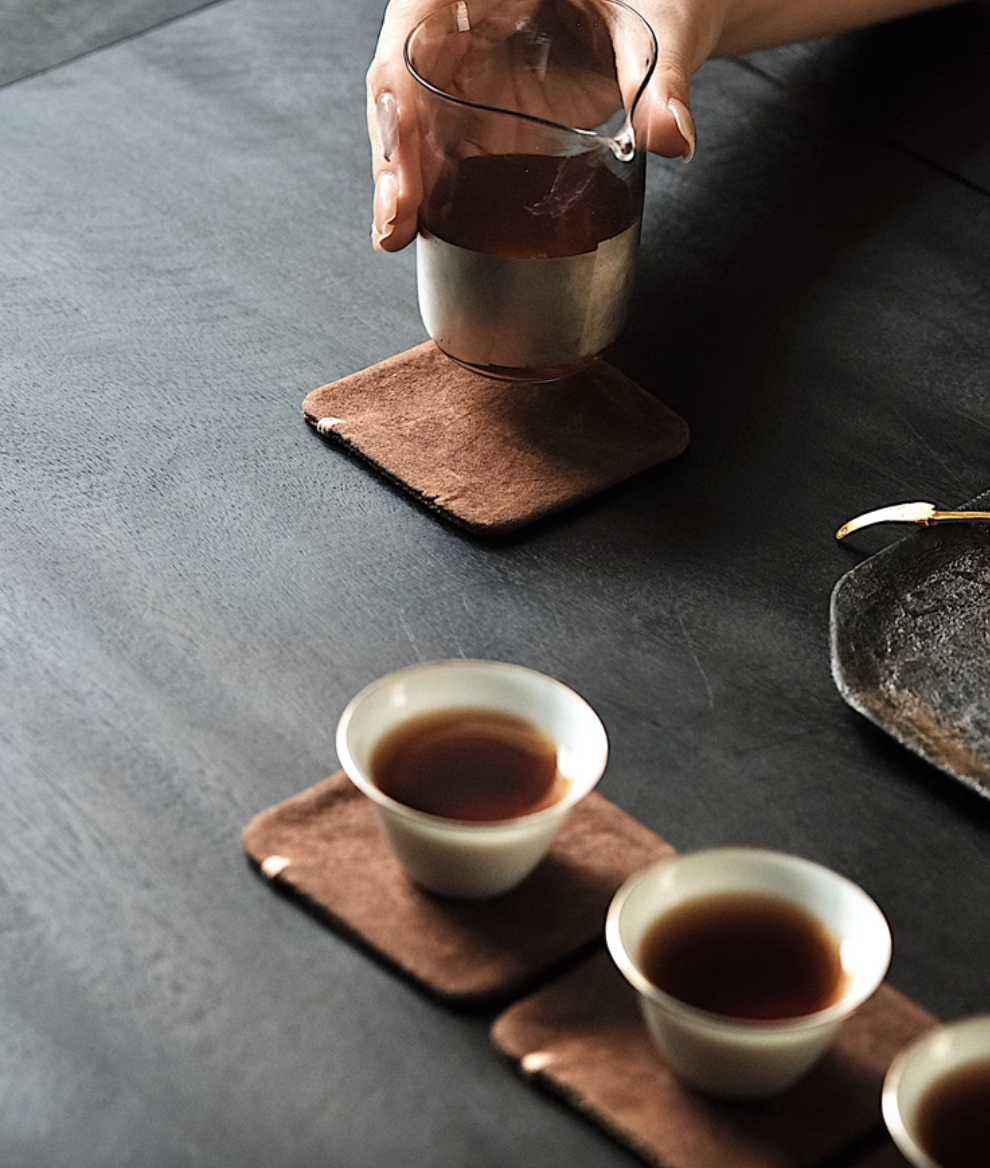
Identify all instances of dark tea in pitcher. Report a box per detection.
[421,152,640,259]
[416,152,644,380]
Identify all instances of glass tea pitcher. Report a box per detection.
[405,0,657,381]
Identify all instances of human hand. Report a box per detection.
[366,0,725,252]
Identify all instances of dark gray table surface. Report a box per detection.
[3,1,989,1165]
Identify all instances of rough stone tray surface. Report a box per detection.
[831,488,990,797]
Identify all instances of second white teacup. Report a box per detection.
[606,847,892,1098]
[336,660,608,899]
[883,1014,990,1168]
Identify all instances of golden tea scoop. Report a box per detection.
[836,501,990,540]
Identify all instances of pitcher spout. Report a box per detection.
[608,122,637,162]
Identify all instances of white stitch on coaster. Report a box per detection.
[315,417,345,435]
[521,1051,554,1075]
[261,855,292,879]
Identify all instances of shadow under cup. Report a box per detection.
[335,660,609,899]
[405,0,657,382]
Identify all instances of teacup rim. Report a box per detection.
[605,847,893,1033]
[336,658,609,831]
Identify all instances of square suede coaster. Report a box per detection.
[302,342,689,535]
[490,951,936,1168]
[854,1144,913,1168]
[241,772,674,1007]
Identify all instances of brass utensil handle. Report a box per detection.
[926,510,990,523]
[836,503,990,540]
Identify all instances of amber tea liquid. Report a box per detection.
[913,1058,990,1168]
[370,707,565,822]
[417,152,643,380]
[639,892,846,1021]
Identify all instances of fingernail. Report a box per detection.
[375,91,399,163]
[668,97,696,163]
[372,170,398,249]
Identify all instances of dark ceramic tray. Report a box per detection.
[830,489,990,798]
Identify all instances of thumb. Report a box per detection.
[636,66,696,161]
[625,2,721,161]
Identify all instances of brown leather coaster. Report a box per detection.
[854,1144,913,1167]
[241,772,674,1006]
[302,342,689,535]
[490,950,936,1168]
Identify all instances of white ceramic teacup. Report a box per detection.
[335,660,608,899]
[882,1014,990,1168]
[605,847,892,1098]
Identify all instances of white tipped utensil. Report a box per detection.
[836,501,990,541]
